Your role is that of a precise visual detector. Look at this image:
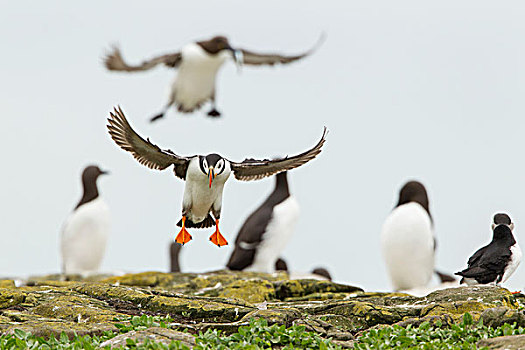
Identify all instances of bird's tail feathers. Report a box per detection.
[177,215,216,229]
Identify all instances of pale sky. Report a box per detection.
[1,0,525,292]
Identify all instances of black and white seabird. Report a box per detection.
[226,171,299,273]
[381,181,435,291]
[106,106,326,247]
[60,165,110,275]
[455,213,522,285]
[104,35,324,122]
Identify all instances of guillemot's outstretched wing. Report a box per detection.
[107,106,191,179]
[104,46,182,72]
[238,34,325,66]
[229,127,327,181]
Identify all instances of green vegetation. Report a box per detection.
[355,313,525,350]
[1,313,524,349]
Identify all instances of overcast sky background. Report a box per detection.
[1,0,525,292]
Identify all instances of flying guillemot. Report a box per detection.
[104,34,324,122]
[226,171,299,273]
[456,213,521,286]
[381,181,435,291]
[107,106,327,247]
[60,165,110,275]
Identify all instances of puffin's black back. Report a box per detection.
[227,172,290,270]
[456,224,515,284]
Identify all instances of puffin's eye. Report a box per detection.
[202,159,209,171]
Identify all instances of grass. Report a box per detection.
[355,313,525,350]
[0,313,524,349]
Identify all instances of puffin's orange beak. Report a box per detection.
[208,167,215,188]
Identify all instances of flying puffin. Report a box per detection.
[380,181,435,291]
[106,106,326,247]
[227,171,299,272]
[455,213,521,285]
[104,34,324,122]
[60,165,110,275]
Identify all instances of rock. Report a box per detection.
[0,271,520,344]
[100,327,195,348]
[477,334,525,349]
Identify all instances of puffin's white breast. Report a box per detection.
[183,158,230,222]
[502,243,522,283]
[60,197,110,274]
[171,43,230,111]
[380,202,434,291]
[245,196,300,273]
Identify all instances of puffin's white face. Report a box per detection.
[200,155,231,188]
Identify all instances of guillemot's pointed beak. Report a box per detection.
[208,167,215,189]
[100,169,110,175]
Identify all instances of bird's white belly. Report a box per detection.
[183,180,224,223]
[381,202,435,291]
[172,44,228,111]
[502,243,522,283]
[245,197,300,273]
[60,198,110,274]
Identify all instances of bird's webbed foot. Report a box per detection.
[175,216,192,245]
[209,219,228,247]
[207,108,221,118]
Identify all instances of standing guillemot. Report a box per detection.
[107,106,326,247]
[104,35,324,122]
[226,172,299,273]
[60,165,110,275]
[456,213,521,285]
[381,181,435,291]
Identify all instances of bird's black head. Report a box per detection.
[76,165,109,209]
[397,180,430,213]
[492,213,514,231]
[199,36,234,55]
[199,154,229,188]
[82,165,109,185]
[493,223,515,243]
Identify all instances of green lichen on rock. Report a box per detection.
[0,271,522,345]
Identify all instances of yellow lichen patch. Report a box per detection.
[31,299,120,323]
[102,271,176,287]
[0,280,15,289]
[0,288,26,309]
[218,280,275,303]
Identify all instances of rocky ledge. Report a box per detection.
[0,271,524,348]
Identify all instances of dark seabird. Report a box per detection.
[381,181,435,291]
[275,258,288,271]
[227,172,299,272]
[169,242,182,273]
[107,106,326,247]
[60,165,110,275]
[104,34,324,122]
[456,213,521,285]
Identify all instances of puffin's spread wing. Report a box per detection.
[238,34,325,66]
[107,106,191,179]
[230,127,327,181]
[104,46,182,72]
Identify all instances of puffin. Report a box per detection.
[227,171,299,273]
[106,106,326,247]
[60,165,110,275]
[104,35,324,122]
[455,213,521,285]
[380,181,435,291]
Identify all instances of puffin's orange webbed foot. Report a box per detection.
[512,290,522,295]
[175,217,192,245]
[209,219,228,247]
